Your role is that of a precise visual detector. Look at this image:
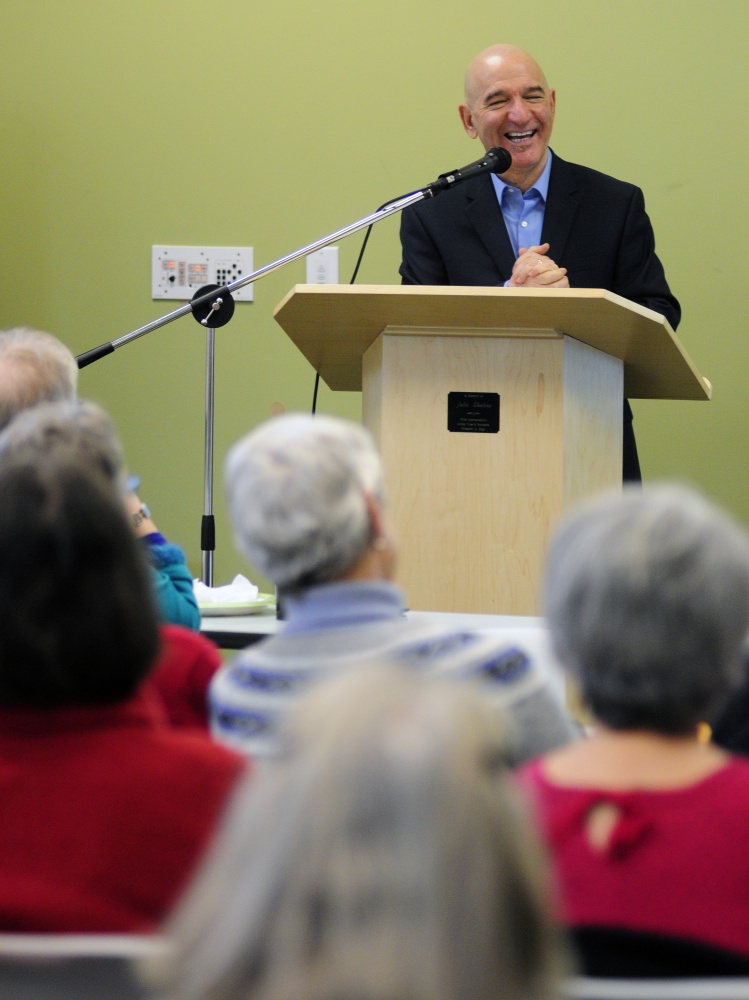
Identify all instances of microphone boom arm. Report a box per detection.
[77,146,510,366]
[77,188,428,367]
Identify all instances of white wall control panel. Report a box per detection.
[305,246,339,284]
[151,246,254,301]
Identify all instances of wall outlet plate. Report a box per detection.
[152,246,254,301]
[305,246,339,284]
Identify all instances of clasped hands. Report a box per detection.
[508,242,569,288]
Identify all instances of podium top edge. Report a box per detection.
[273,285,709,401]
[276,283,673,328]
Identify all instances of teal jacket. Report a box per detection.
[144,537,200,631]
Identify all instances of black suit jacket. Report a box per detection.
[399,152,681,479]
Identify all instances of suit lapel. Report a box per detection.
[460,157,580,279]
[541,152,580,261]
[463,175,516,281]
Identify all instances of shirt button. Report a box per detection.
[521,220,528,227]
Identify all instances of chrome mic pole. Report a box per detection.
[191,289,235,584]
[202,325,216,586]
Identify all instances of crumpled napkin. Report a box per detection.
[193,573,259,604]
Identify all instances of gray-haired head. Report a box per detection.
[0,328,79,431]
[225,413,386,591]
[147,664,566,1000]
[0,399,125,488]
[543,484,749,734]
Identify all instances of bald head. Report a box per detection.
[0,328,79,431]
[464,45,550,106]
[459,44,555,192]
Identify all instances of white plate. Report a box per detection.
[198,593,275,617]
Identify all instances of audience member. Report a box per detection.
[147,665,568,1000]
[0,453,245,931]
[210,413,577,764]
[0,326,78,430]
[0,396,200,629]
[518,485,749,976]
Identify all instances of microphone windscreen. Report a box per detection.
[486,147,512,173]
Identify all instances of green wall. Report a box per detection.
[2,0,748,587]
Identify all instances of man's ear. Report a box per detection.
[458,103,478,139]
[362,490,397,579]
[363,491,386,543]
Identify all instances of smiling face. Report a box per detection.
[459,45,556,192]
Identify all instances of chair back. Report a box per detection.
[0,933,165,1000]
[564,976,749,1000]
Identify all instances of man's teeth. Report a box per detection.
[507,130,535,141]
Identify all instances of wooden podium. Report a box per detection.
[274,285,710,615]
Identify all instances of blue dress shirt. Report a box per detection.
[491,150,553,261]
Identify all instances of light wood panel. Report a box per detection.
[562,337,623,506]
[364,331,620,614]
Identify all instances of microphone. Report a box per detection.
[423,147,511,197]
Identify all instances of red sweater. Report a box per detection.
[146,625,222,731]
[518,756,749,958]
[0,691,246,932]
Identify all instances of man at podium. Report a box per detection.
[399,44,680,482]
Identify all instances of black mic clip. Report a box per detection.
[190,284,236,328]
[422,147,511,198]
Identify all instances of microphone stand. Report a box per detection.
[75,147,509,583]
[77,189,427,585]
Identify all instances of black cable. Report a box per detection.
[311,194,413,415]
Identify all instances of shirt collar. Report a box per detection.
[492,147,553,203]
[281,580,406,634]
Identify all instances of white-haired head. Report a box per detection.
[0,399,125,487]
[225,414,387,591]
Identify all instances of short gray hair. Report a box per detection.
[225,413,385,590]
[146,665,567,1000]
[0,399,125,487]
[543,484,749,734]
[0,328,79,430]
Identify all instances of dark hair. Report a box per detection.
[0,456,160,706]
